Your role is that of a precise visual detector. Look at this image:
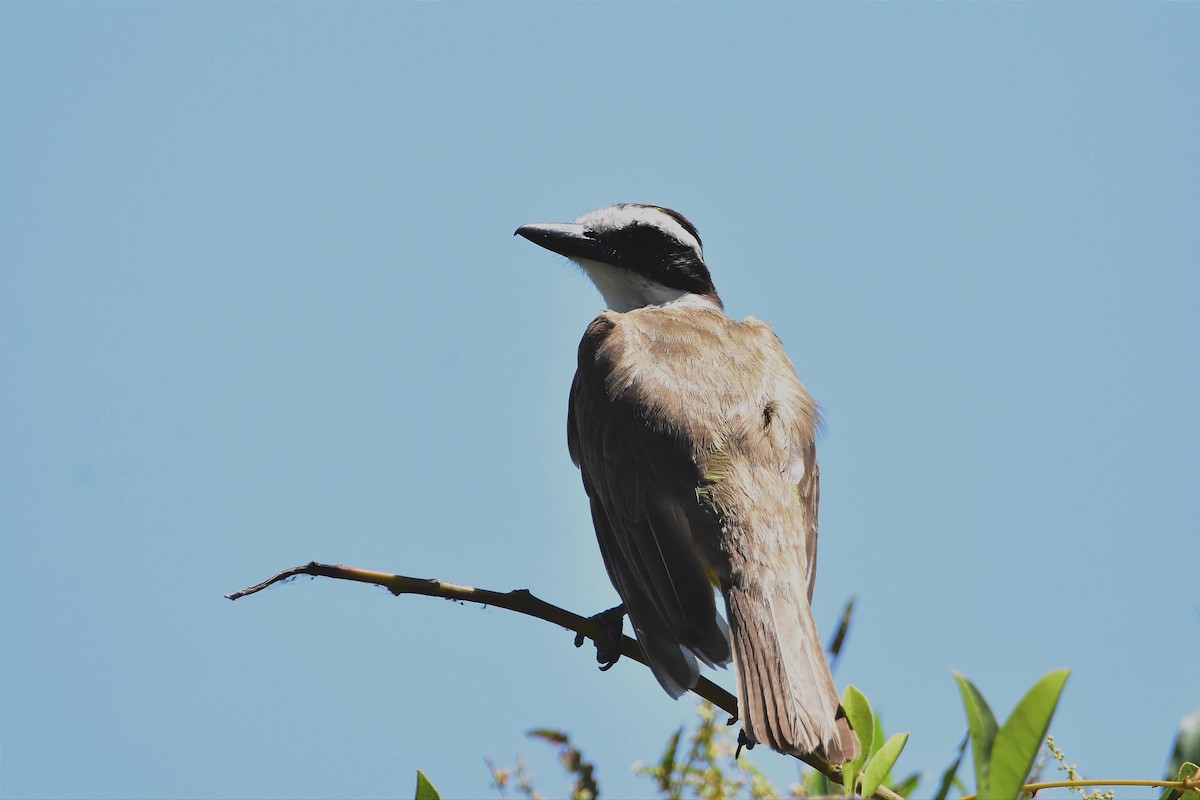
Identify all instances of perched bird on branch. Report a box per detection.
[516,204,857,763]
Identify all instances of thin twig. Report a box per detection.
[960,776,1195,800]
[228,561,900,799]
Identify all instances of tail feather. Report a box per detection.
[726,584,860,764]
[820,707,859,765]
[636,618,700,698]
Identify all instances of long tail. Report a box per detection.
[725,583,859,764]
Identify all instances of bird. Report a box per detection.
[514,203,858,764]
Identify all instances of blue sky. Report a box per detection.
[2,4,1197,799]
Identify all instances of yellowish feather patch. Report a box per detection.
[696,446,732,508]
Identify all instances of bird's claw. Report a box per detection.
[735,729,756,759]
[574,604,626,671]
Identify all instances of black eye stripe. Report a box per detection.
[599,225,712,295]
[608,224,692,257]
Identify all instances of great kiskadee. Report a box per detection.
[515,204,858,763]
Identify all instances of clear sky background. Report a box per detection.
[2,4,1197,799]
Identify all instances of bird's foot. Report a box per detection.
[574,604,626,671]
[735,729,756,759]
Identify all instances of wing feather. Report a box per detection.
[569,315,730,694]
[584,485,699,696]
[799,441,820,602]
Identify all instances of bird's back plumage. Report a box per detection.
[568,304,857,762]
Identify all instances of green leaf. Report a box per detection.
[528,728,569,745]
[414,770,440,800]
[932,733,969,800]
[988,669,1070,800]
[890,771,921,798]
[656,727,683,794]
[803,767,834,797]
[842,684,875,793]
[871,712,886,761]
[954,671,999,798]
[1183,761,1200,800]
[826,594,855,669]
[860,732,910,798]
[1161,761,1200,800]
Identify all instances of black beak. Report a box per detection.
[515,223,614,264]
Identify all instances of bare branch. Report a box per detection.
[227,561,899,798]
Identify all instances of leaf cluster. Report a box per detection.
[953,669,1069,800]
[418,675,1200,800]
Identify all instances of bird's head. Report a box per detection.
[515,203,722,313]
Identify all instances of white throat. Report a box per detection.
[575,257,721,313]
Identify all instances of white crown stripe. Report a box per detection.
[575,205,704,261]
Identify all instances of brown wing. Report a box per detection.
[800,438,820,602]
[753,326,822,603]
[568,315,731,697]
